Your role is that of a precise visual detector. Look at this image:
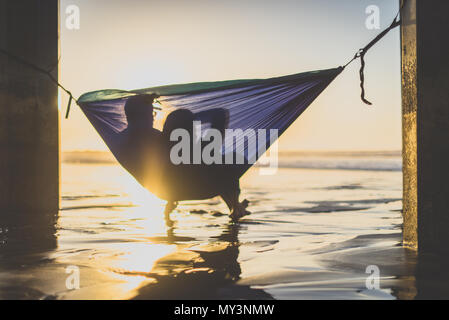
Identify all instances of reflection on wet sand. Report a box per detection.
[0,212,58,299]
[133,223,272,299]
[414,253,449,299]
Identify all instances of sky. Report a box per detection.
[60,0,401,151]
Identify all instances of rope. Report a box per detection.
[0,47,77,118]
[0,0,408,116]
[342,1,405,105]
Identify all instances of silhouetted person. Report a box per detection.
[121,95,249,221]
[120,94,165,196]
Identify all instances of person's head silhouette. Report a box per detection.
[124,94,158,129]
[163,108,195,135]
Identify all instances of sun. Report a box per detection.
[116,169,166,211]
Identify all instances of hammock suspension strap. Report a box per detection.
[0,47,78,118]
[343,3,404,105]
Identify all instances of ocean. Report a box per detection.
[0,151,425,299]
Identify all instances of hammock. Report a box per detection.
[78,67,343,178]
[74,3,404,201]
[0,3,403,202]
[0,3,402,182]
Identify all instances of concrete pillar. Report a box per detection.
[0,0,59,213]
[401,0,449,253]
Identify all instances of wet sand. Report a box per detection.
[0,152,444,299]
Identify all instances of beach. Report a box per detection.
[0,151,430,299]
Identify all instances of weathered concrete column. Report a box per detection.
[401,0,449,253]
[0,0,59,213]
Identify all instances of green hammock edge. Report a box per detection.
[78,67,342,104]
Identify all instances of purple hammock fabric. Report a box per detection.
[77,67,342,198]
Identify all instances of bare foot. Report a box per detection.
[230,204,251,222]
[164,201,178,216]
[164,201,178,227]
